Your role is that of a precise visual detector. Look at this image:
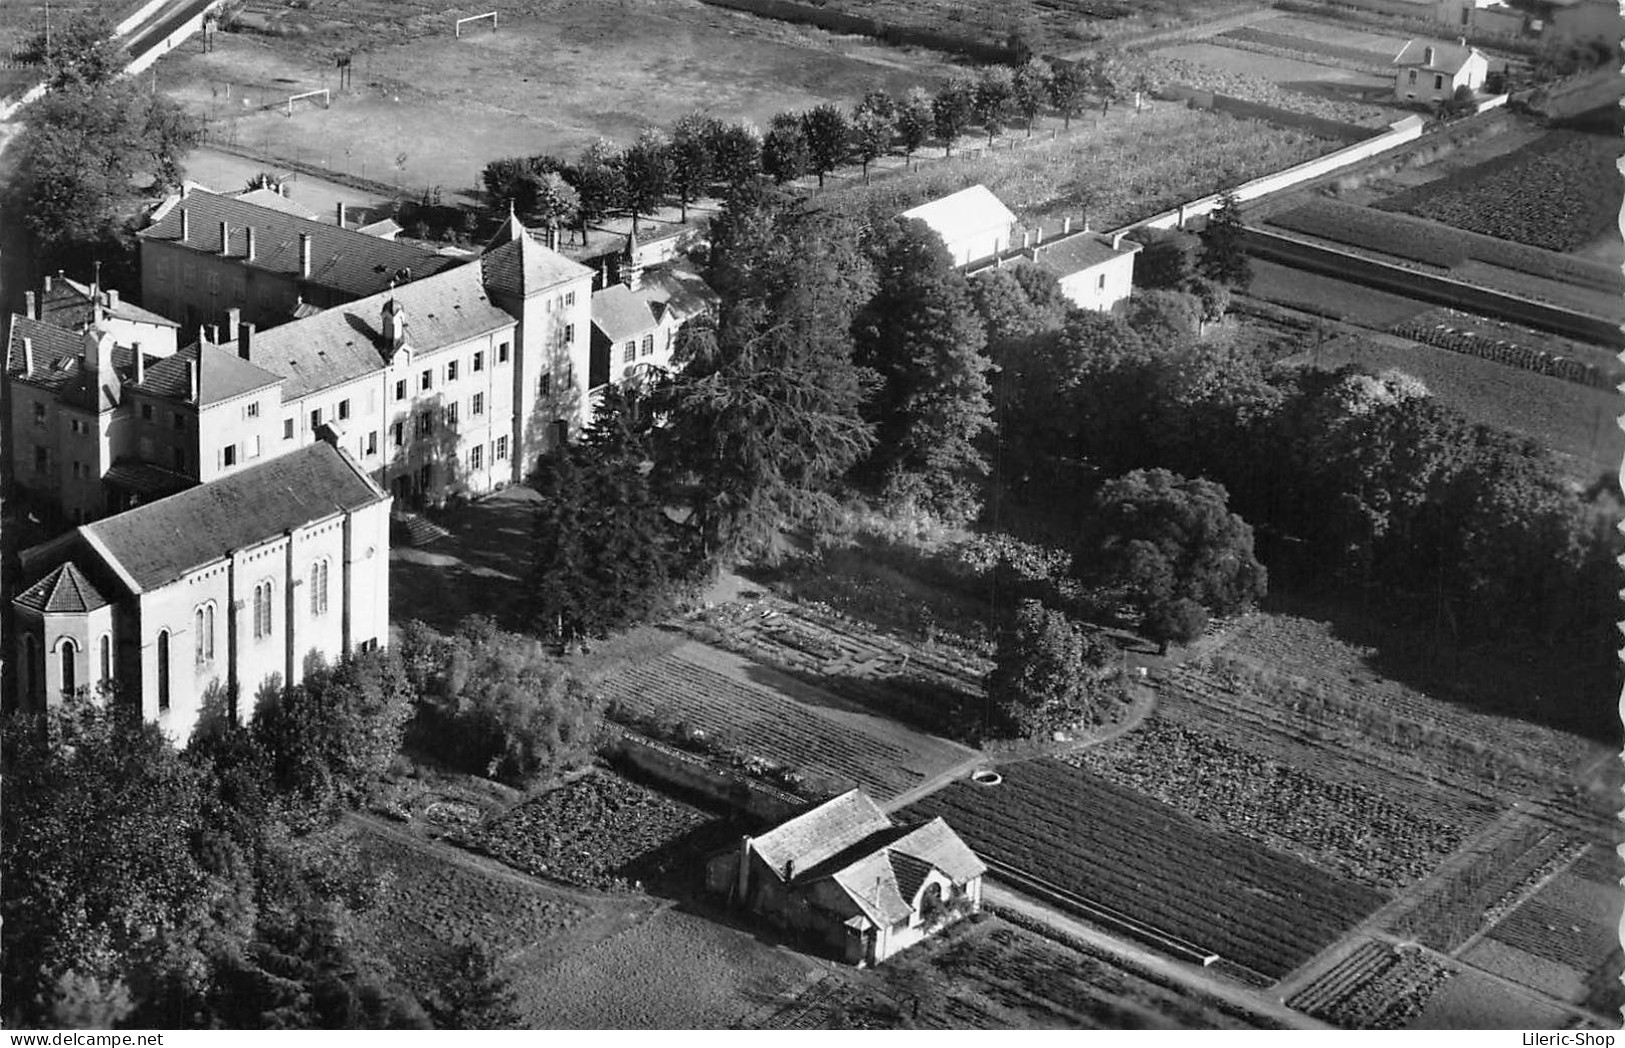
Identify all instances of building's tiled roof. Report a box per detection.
[1027,232,1141,277]
[81,441,386,592]
[39,275,179,330]
[750,789,894,880]
[7,316,90,395]
[235,187,319,219]
[103,460,197,500]
[830,850,914,926]
[1393,38,1481,73]
[128,339,283,406]
[901,184,1018,254]
[816,816,986,927]
[138,189,458,298]
[14,562,110,614]
[591,283,658,344]
[357,217,403,239]
[228,262,517,402]
[890,817,987,883]
[480,215,594,299]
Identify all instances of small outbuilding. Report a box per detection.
[1393,37,1490,104]
[705,789,986,966]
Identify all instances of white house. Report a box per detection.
[900,184,1019,267]
[1393,38,1490,104]
[969,227,1143,314]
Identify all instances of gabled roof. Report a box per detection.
[815,817,987,928]
[592,265,719,343]
[591,283,658,343]
[235,187,319,219]
[750,789,894,880]
[901,185,1018,251]
[14,562,110,615]
[889,817,987,883]
[129,338,283,406]
[39,275,179,330]
[1393,38,1483,73]
[138,189,458,298]
[226,261,516,402]
[357,217,403,239]
[480,217,594,299]
[79,441,386,593]
[7,315,89,395]
[1027,231,1141,277]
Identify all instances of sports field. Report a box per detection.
[152,0,963,196]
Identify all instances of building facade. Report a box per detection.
[12,440,391,742]
[967,226,1142,314]
[1393,39,1490,104]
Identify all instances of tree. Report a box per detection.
[398,619,604,787]
[621,128,671,234]
[974,66,1016,145]
[1141,597,1207,655]
[1132,226,1201,290]
[528,387,682,641]
[932,75,976,156]
[985,600,1118,736]
[651,187,876,561]
[1081,50,1126,114]
[761,113,809,185]
[1198,190,1251,289]
[530,171,580,236]
[1012,58,1051,134]
[563,139,626,246]
[851,105,895,182]
[243,170,285,193]
[1048,61,1087,130]
[19,13,125,90]
[1073,468,1268,625]
[854,217,994,522]
[858,89,896,121]
[668,112,718,221]
[427,936,521,1030]
[1125,289,1204,345]
[14,80,201,270]
[896,87,934,168]
[802,103,851,188]
[707,120,762,187]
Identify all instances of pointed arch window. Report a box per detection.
[310,560,329,616]
[59,638,77,698]
[100,634,112,686]
[157,630,171,711]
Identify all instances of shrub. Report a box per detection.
[986,599,1119,737]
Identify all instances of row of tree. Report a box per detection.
[481,53,1147,242]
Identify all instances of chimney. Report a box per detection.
[104,288,119,311]
[1021,231,1031,249]
[245,225,257,262]
[210,324,220,345]
[226,306,240,335]
[238,322,254,361]
[219,220,230,256]
[133,342,145,385]
[1424,46,1435,65]
[1063,216,1072,235]
[335,202,346,228]
[1112,231,1127,250]
[21,336,33,374]
[1035,226,1044,245]
[186,358,199,402]
[197,325,208,350]
[299,232,312,277]
[24,291,34,319]
[180,206,190,241]
[1458,36,1466,48]
[42,273,53,294]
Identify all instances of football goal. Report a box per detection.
[454,11,497,36]
[285,88,330,117]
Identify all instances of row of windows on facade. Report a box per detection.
[192,561,329,663]
[622,330,671,365]
[24,629,172,710]
[34,401,189,433]
[1406,70,1448,89]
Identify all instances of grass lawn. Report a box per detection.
[1246,259,1430,327]
[156,0,963,195]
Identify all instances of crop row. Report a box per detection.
[1389,319,1611,389]
[1302,947,1453,1029]
[1395,820,1574,952]
[597,653,924,798]
[1376,131,1624,252]
[904,759,1386,979]
[1568,844,1622,888]
[1489,889,1618,973]
[457,771,721,891]
[1067,717,1461,889]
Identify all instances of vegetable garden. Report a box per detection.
[1376,131,1625,252]
[1287,941,1454,1029]
[902,759,1387,981]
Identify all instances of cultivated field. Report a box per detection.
[155,0,963,195]
[1278,330,1624,481]
[903,759,1388,982]
[1376,130,1625,253]
[457,769,729,891]
[594,639,976,803]
[776,0,1251,49]
[755,916,1274,1029]
[1246,258,1430,327]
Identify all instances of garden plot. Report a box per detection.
[456,770,727,891]
[694,592,990,740]
[1409,965,1579,1029]
[595,640,975,803]
[903,759,1388,982]
[1243,15,1413,57]
[1286,940,1455,1028]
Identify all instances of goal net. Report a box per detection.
[454,11,497,37]
[285,88,330,117]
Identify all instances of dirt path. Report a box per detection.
[982,883,1332,1031]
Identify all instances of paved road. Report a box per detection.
[983,883,1334,1031]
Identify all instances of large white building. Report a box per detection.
[13,439,392,741]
